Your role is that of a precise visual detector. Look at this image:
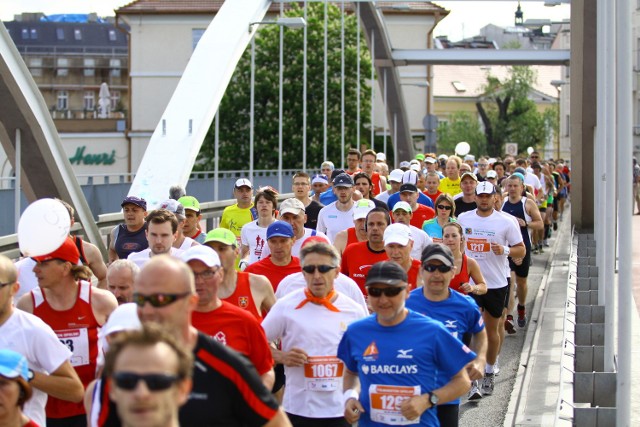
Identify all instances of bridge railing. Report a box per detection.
[0,192,295,261]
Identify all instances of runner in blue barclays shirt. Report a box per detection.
[406,244,488,426]
[338,261,475,427]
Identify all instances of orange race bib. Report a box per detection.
[303,356,344,391]
[466,238,490,259]
[369,384,420,425]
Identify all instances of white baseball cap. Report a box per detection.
[388,169,404,183]
[353,199,376,220]
[234,178,253,189]
[181,245,221,267]
[384,223,413,246]
[476,181,496,195]
[392,201,412,213]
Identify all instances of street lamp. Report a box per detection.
[550,79,567,160]
[248,16,306,187]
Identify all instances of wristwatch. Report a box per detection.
[27,369,35,381]
[428,392,439,407]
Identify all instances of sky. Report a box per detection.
[1,0,570,42]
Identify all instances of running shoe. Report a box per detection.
[533,246,539,255]
[482,373,495,395]
[493,360,500,376]
[539,244,544,254]
[543,239,550,247]
[504,315,516,335]
[517,307,527,328]
[468,380,483,400]
[553,221,558,231]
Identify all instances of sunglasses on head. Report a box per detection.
[423,264,453,273]
[113,372,180,391]
[366,286,406,297]
[437,204,452,211]
[302,264,336,274]
[132,292,191,308]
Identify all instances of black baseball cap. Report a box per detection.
[421,244,454,267]
[400,183,418,193]
[365,261,408,287]
[333,173,354,188]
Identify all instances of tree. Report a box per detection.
[437,111,486,155]
[196,3,373,171]
[475,66,553,157]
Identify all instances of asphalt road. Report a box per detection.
[459,223,557,426]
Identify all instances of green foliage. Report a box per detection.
[437,111,486,155]
[197,3,373,171]
[476,66,553,157]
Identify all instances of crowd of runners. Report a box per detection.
[0,148,571,427]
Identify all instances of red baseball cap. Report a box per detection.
[31,237,80,264]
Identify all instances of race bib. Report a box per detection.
[303,356,344,391]
[466,238,490,260]
[369,384,420,425]
[57,328,90,367]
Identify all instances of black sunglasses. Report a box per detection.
[437,205,452,211]
[423,264,453,273]
[366,286,406,297]
[132,292,191,308]
[113,372,180,391]
[302,264,336,274]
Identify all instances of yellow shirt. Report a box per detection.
[439,177,462,196]
[219,203,256,243]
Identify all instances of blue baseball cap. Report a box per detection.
[267,221,294,239]
[121,196,147,211]
[0,349,30,382]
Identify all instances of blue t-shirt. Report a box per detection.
[337,310,476,426]
[406,289,484,405]
[319,188,338,206]
[421,217,456,241]
[387,192,434,211]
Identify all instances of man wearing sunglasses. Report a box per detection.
[407,244,488,421]
[130,255,290,426]
[104,325,193,427]
[338,261,475,427]
[181,246,275,390]
[262,241,367,426]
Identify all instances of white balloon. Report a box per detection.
[455,141,471,156]
[18,199,71,257]
[527,146,534,155]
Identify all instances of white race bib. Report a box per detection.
[303,356,344,392]
[57,328,90,367]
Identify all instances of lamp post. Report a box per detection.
[248,17,306,187]
[550,79,566,160]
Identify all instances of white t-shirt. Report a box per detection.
[0,309,72,427]
[316,202,355,243]
[262,288,367,417]
[457,209,523,289]
[275,272,368,313]
[127,247,183,269]
[375,191,392,204]
[240,221,271,265]
[291,229,330,258]
[408,224,434,260]
[524,172,542,194]
[177,236,197,251]
[14,258,38,304]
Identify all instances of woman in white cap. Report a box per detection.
[0,349,38,427]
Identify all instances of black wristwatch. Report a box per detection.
[428,392,439,407]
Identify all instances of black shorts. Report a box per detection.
[509,249,531,278]
[553,198,559,210]
[471,285,509,318]
[272,363,285,393]
[539,207,547,212]
[437,404,460,427]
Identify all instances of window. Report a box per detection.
[56,58,69,77]
[30,28,37,39]
[110,59,121,77]
[57,91,69,110]
[110,90,121,110]
[74,29,82,41]
[84,58,95,77]
[84,91,95,110]
[56,28,64,40]
[451,81,467,92]
[21,28,29,40]
[192,29,205,50]
[108,29,117,42]
[29,58,42,77]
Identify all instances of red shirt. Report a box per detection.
[407,259,422,291]
[192,302,274,375]
[370,173,385,196]
[341,241,389,295]
[245,256,301,291]
[424,190,442,205]
[410,204,436,229]
[32,281,99,419]
[449,254,470,295]
[222,271,262,320]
